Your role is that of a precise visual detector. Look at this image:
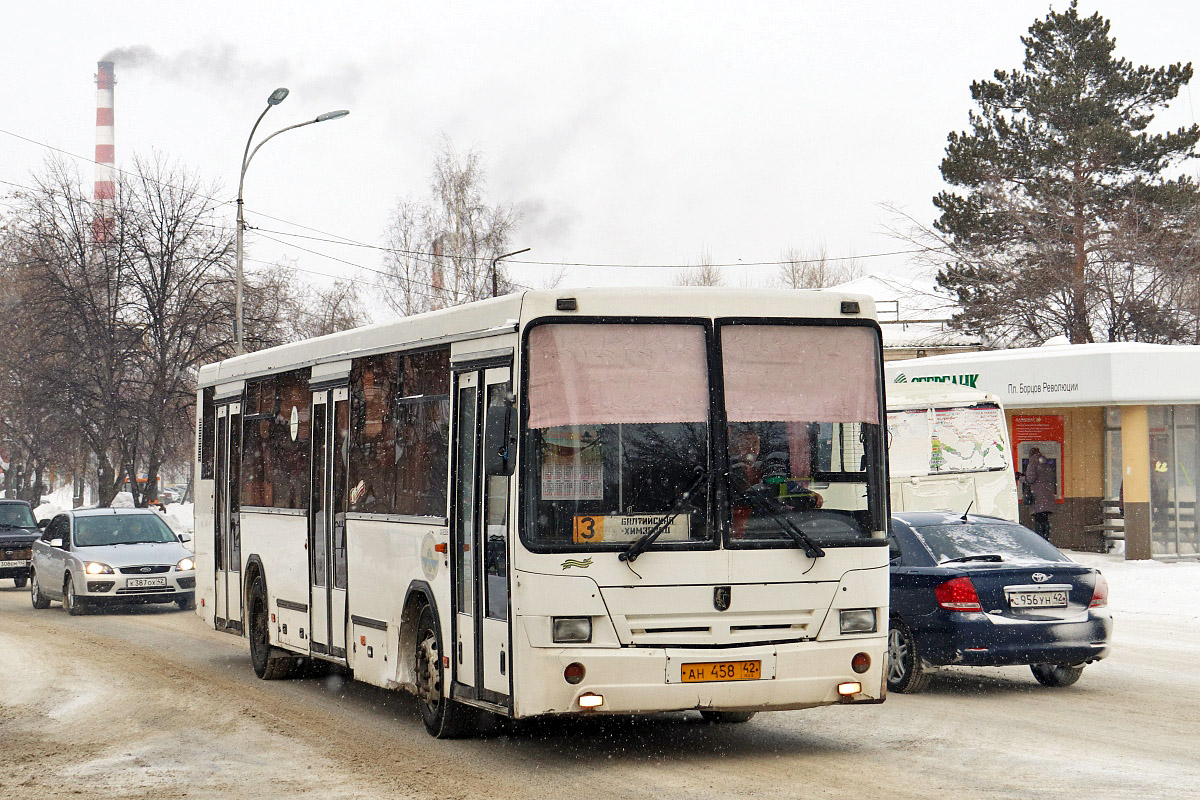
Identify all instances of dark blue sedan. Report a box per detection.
[887,511,1112,693]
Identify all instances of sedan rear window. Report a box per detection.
[912,522,1071,564]
[74,515,178,547]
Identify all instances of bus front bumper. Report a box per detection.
[514,637,887,717]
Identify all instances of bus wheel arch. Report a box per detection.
[399,581,439,688]
[243,555,265,608]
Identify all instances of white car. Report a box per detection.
[30,508,196,614]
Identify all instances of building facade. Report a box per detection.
[886,343,1200,560]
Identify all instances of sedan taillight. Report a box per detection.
[935,576,982,612]
[1089,572,1109,608]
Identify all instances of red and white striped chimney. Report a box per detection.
[93,60,115,242]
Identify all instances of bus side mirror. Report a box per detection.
[484,394,517,477]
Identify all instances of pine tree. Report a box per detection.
[935,1,1200,345]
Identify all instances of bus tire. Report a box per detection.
[699,710,756,724]
[415,604,478,738]
[248,576,293,680]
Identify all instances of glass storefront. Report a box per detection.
[1148,406,1200,556]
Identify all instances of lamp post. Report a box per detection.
[235,88,348,354]
[490,247,530,298]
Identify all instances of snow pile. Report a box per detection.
[163,502,195,536]
[33,485,76,520]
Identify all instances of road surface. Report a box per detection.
[1,572,1196,800]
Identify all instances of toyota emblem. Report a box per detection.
[1031,572,1051,583]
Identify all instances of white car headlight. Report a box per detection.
[85,562,114,575]
[176,557,195,571]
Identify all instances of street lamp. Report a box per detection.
[235,88,349,354]
[491,247,531,298]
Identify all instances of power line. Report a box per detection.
[253,231,535,293]
[1,124,946,272]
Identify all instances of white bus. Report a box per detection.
[194,288,890,737]
[885,382,1018,520]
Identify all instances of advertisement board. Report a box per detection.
[1011,414,1064,504]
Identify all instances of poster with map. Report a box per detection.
[930,405,1010,472]
[887,404,1010,476]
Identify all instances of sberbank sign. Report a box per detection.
[892,373,979,388]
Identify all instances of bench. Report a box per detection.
[1084,500,1124,551]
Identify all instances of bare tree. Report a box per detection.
[381,138,521,314]
[774,245,863,289]
[118,153,236,505]
[674,248,724,286]
[289,278,368,340]
[4,156,236,506]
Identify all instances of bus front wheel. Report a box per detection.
[248,576,296,680]
[415,604,478,738]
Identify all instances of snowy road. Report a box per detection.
[2,553,1198,800]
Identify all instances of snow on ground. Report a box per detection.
[1069,549,1200,624]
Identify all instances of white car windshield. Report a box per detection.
[74,515,178,547]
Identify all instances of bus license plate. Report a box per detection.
[680,660,761,683]
[1008,590,1068,608]
[127,577,167,588]
[0,560,27,568]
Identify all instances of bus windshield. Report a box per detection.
[523,320,886,552]
[524,322,713,551]
[721,323,885,545]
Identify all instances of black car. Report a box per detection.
[0,499,41,588]
[887,511,1112,693]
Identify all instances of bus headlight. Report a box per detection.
[85,562,114,575]
[839,608,877,634]
[552,617,592,643]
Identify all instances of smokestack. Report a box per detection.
[94,60,115,242]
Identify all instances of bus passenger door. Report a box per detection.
[451,371,479,695]
[479,367,513,702]
[214,401,243,634]
[309,387,349,660]
[451,365,513,707]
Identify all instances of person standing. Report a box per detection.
[1022,447,1056,540]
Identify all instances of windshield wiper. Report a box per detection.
[940,553,1004,564]
[728,478,826,559]
[0,523,35,531]
[619,466,713,564]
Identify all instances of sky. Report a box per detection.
[2,1,1199,309]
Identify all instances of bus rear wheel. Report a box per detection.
[415,604,478,738]
[248,576,295,680]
